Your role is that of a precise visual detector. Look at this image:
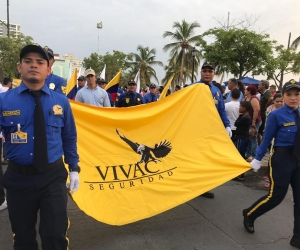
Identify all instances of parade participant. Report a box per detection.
[43,46,67,95]
[143,83,159,103]
[191,61,232,198]
[174,85,181,92]
[75,69,111,107]
[243,79,300,249]
[1,44,80,249]
[96,77,114,106]
[225,78,244,102]
[115,80,144,107]
[77,75,86,89]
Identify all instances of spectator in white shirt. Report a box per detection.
[225,88,241,139]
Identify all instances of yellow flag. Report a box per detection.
[105,70,122,90]
[65,68,78,96]
[69,84,250,225]
[158,74,174,100]
[12,78,21,88]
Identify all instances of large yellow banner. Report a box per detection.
[69,84,250,225]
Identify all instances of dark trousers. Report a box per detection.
[0,140,5,204]
[246,151,300,239]
[2,163,69,250]
[234,138,249,159]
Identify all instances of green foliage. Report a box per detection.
[163,20,202,86]
[129,45,163,86]
[266,45,300,90]
[82,51,132,82]
[198,28,276,78]
[0,34,34,79]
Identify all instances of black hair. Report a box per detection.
[231,88,241,99]
[212,82,224,94]
[3,77,12,86]
[273,93,282,100]
[240,101,252,112]
[237,80,245,95]
[175,85,181,90]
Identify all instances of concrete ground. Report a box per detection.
[0,165,296,250]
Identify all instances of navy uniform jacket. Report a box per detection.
[255,104,299,161]
[45,73,66,95]
[191,80,230,127]
[143,93,159,103]
[0,82,79,169]
[115,91,144,107]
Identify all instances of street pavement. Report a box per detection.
[0,168,296,250]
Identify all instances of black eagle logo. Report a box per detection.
[116,129,172,164]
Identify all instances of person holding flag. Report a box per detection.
[190,62,232,199]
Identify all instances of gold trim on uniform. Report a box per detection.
[61,86,66,94]
[283,122,295,126]
[2,110,21,116]
[125,98,130,104]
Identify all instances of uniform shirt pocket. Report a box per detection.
[47,115,64,134]
[2,115,25,127]
[277,125,297,144]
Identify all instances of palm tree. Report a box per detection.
[163,20,202,86]
[129,45,163,85]
[291,35,300,49]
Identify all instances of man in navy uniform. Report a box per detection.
[115,80,144,107]
[1,44,80,249]
[191,62,232,198]
[44,46,67,95]
[143,83,159,103]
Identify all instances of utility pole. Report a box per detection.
[97,22,103,55]
[7,0,10,37]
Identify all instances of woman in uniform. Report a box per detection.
[243,79,300,249]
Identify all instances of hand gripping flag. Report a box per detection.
[69,84,250,225]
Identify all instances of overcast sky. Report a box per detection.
[0,0,299,83]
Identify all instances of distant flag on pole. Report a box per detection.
[105,70,122,101]
[134,69,140,93]
[158,74,174,100]
[78,67,85,78]
[100,64,106,79]
[67,63,73,82]
[66,68,78,100]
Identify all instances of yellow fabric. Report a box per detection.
[69,84,250,225]
[65,68,78,96]
[104,70,122,90]
[158,74,174,100]
[12,78,21,88]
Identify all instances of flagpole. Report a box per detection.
[97,22,103,54]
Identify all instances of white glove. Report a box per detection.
[68,172,80,194]
[250,159,261,172]
[225,127,232,137]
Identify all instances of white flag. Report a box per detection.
[67,63,73,82]
[134,69,140,93]
[100,65,106,79]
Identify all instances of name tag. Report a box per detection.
[11,131,27,144]
[283,122,295,126]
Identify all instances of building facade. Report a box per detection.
[0,20,21,38]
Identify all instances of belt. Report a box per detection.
[273,146,293,153]
[8,158,63,175]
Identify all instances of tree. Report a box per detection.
[266,45,300,90]
[163,20,202,86]
[0,34,33,80]
[198,28,276,78]
[83,51,132,82]
[129,45,163,85]
[82,52,102,76]
[291,35,300,49]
